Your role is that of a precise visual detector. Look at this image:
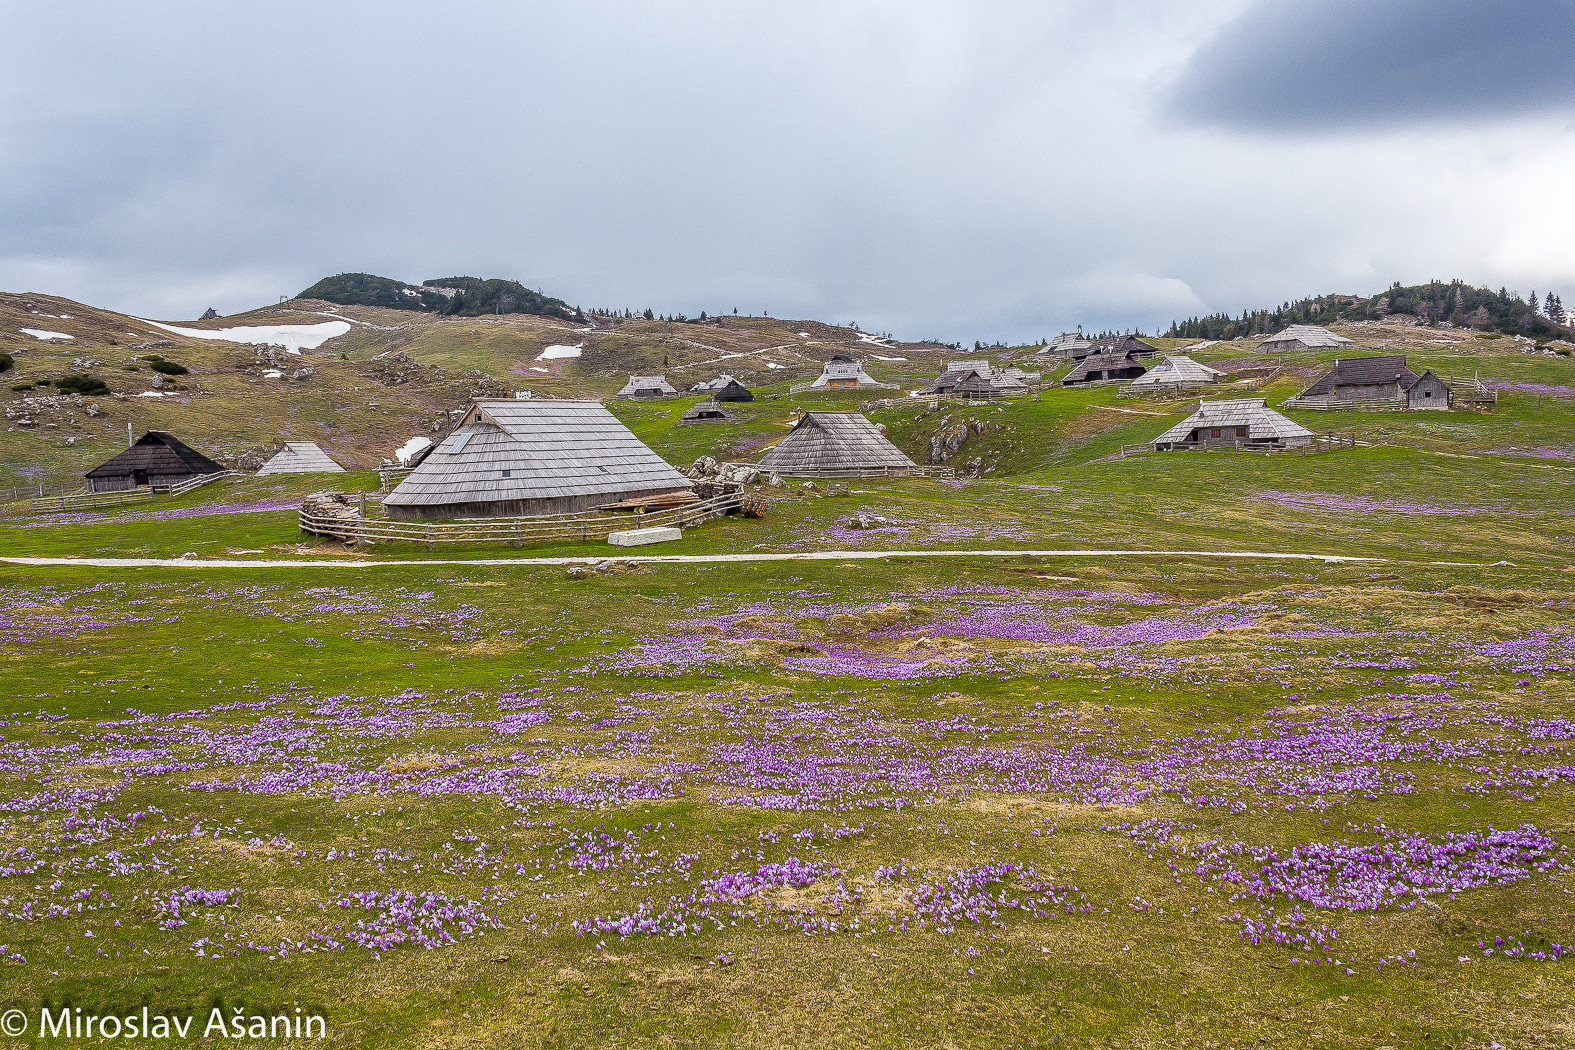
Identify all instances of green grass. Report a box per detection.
[1,319,1573,1047]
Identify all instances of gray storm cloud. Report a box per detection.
[1,0,1572,341]
[1168,0,1575,131]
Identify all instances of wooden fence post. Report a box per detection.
[425,524,434,551]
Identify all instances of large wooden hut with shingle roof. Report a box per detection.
[1062,348,1147,386]
[85,432,225,493]
[617,375,679,399]
[1256,324,1354,353]
[382,400,692,519]
[757,411,918,477]
[256,441,346,475]
[1290,355,1452,410]
[1151,399,1314,451]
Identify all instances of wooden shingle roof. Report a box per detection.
[256,441,346,475]
[617,375,678,397]
[758,412,916,472]
[1257,324,1354,350]
[85,432,224,479]
[1129,355,1225,388]
[1300,355,1420,396]
[383,400,691,510]
[1063,349,1146,384]
[1152,399,1314,444]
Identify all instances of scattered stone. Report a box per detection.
[767,472,785,488]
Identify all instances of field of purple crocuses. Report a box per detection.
[0,557,1569,1047]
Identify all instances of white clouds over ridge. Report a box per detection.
[0,0,1571,340]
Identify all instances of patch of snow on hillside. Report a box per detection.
[797,332,810,338]
[856,332,891,347]
[262,370,284,379]
[138,318,351,353]
[21,328,72,341]
[395,436,433,466]
[871,354,906,361]
[766,362,784,368]
[137,391,166,397]
[536,343,583,360]
[529,366,550,373]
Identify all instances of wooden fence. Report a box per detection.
[726,464,957,480]
[299,491,746,549]
[29,488,155,513]
[26,469,241,514]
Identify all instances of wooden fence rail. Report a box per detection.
[723,464,957,480]
[29,488,155,514]
[300,491,746,548]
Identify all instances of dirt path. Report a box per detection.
[0,547,1393,572]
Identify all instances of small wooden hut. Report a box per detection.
[757,411,917,476]
[918,360,1027,398]
[383,400,692,519]
[617,375,679,399]
[1128,355,1225,391]
[85,432,225,492]
[1256,325,1354,353]
[1062,349,1147,386]
[1151,399,1314,451]
[808,355,886,389]
[256,441,346,475]
[680,400,734,423]
[713,379,754,402]
[1292,355,1452,410]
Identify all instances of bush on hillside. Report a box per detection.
[0,352,12,374]
[55,374,110,396]
[141,355,189,376]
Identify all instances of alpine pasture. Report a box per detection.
[0,296,1573,1048]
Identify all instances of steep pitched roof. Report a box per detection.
[713,379,754,402]
[680,400,733,421]
[256,441,346,475]
[1257,324,1355,350]
[1129,355,1225,388]
[810,358,884,387]
[85,432,224,479]
[383,400,691,510]
[1063,349,1146,384]
[1086,334,1158,356]
[758,412,917,472]
[617,375,678,397]
[1152,399,1314,445]
[1300,355,1420,396]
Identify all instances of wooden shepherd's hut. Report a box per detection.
[85,432,225,493]
[256,441,346,475]
[382,400,693,519]
[757,411,918,477]
[1151,399,1314,451]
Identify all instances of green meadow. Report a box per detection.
[0,350,1572,1048]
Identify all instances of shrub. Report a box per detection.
[55,374,110,396]
[10,383,33,392]
[0,352,12,374]
[148,359,189,376]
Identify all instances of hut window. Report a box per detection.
[501,469,511,478]
[1210,428,1221,438]
[1236,426,1247,437]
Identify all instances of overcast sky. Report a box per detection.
[3,0,1574,342]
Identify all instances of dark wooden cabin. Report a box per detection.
[85,432,225,493]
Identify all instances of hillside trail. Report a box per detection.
[1,547,1506,573]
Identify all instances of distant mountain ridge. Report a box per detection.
[1168,280,1572,342]
[299,273,581,322]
